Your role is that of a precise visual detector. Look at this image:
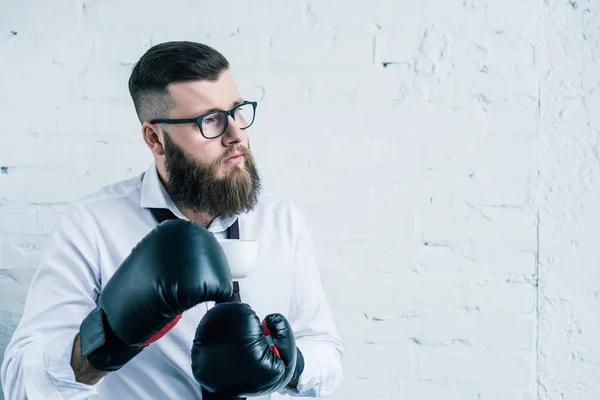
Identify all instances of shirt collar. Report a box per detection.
[139,162,239,233]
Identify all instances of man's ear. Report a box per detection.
[142,123,165,156]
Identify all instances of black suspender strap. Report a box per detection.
[149,208,179,224]
[228,216,240,240]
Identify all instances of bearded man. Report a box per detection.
[1,41,343,400]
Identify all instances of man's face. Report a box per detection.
[157,70,261,218]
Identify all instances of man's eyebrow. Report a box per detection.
[201,99,245,115]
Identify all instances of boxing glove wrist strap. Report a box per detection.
[79,306,143,372]
[288,347,305,387]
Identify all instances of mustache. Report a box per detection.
[217,146,252,164]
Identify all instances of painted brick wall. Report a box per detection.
[536,0,600,399]
[0,0,597,399]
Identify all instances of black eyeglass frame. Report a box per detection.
[149,101,258,139]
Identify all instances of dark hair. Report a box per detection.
[128,41,230,123]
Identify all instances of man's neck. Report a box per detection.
[179,207,215,228]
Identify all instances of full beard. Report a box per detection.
[162,132,262,220]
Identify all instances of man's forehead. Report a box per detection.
[167,71,242,115]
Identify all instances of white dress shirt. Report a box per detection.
[1,163,343,400]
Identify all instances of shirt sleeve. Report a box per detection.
[278,203,344,398]
[1,203,103,400]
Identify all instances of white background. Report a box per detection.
[1,0,599,399]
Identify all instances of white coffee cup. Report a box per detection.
[217,239,259,279]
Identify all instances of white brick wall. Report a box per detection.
[0,0,597,399]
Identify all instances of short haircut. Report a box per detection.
[128,41,230,123]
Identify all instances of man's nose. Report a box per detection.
[222,115,244,145]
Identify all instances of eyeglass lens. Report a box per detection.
[201,104,255,138]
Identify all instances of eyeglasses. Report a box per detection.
[150,101,257,139]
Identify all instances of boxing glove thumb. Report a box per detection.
[262,314,305,387]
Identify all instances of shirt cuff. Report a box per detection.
[22,332,101,399]
[279,341,336,398]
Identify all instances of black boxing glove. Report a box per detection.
[191,303,303,397]
[264,313,305,388]
[78,219,233,371]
